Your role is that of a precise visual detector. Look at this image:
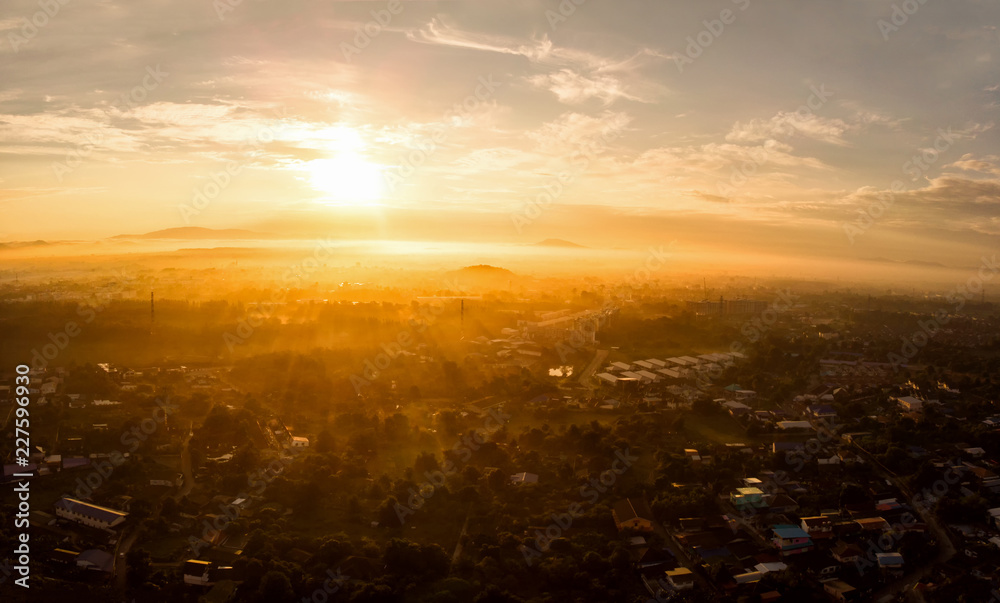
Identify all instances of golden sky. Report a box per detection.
[1,0,998,266]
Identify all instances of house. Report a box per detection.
[76,549,114,573]
[634,546,675,573]
[49,548,81,564]
[754,561,788,574]
[635,370,660,383]
[776,420,813,432]
[806,404,837,422]
[656,368,680,380]
[613,498,654,532]
[184,559,213,586]
[772,441,804,454]
[800,516,835,539]
[831,541,864,564]
[855,517,889,533]
[767,493,799,514]
[149,472,184,488]
[876,552,904,576]
[824,579,860,602]
[665,567,695,590]
[963,447,986,459]
[894,396,924,412]
[595,373,619,385]
[290,436,310,448]
[610,361,631,371]
[510,472,539,485]
[770,524,814,556]
[988,507,1000,530]
[54,497,128,531]
[731,487,767,511]
[734,571,762,584]
[722,400,752,416]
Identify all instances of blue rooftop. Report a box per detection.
[771,524,809,539]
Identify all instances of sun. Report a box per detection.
[308,156,384,205]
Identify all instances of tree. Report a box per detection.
[126,548,151,587]
[472,585,525,603]
[484,467,507,494]
[377,496,403,528]
[259,570,295,603]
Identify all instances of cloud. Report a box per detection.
[727,112,852,146]
[527,111,631,153]
[408,18,668,106]
[687,190,730,204]
[527,69,649,105]
[946,153,1000,176]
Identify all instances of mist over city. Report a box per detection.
[2,1,1000,602]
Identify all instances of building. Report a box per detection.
[76,549,115,573]
[595,372,619,385]
[664,567,695,590]
[800,516,835,539]
[771,524,814,557]
[731,487,767,511]
[722,400,751,416]
[184,559,213,586]
[876,552,904,576]
[831,541,864,564]
[686,298,770,316]
[824,579,859,602]
[776,420,813,432]
[510,472,539,485]
[290,436,310,448]
[988,507,1000,530]
[54,497,128,531]
[894,396,924,412]
[612,498,654,532]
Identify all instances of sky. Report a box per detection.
[1,0,998,267]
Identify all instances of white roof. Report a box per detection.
[754,562,788,574]
[610,361,631,370]
[777,420,813,430]
[596,372,619,383]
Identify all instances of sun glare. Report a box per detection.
[308,156,384,205]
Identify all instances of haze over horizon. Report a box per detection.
[2,0,998,273]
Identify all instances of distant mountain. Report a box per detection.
[861,256,948,269]
[533,238,587,248]
[0,240,51,249]
[444,264,516,290]
[111,227,275,240]
[452,264,515,277]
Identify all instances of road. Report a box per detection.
[115,423,195,594]
[852,441,957,601]
[176,423,195,499]
[652,520,718,596]
[450,509,471,568]
[578,349,609,388]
